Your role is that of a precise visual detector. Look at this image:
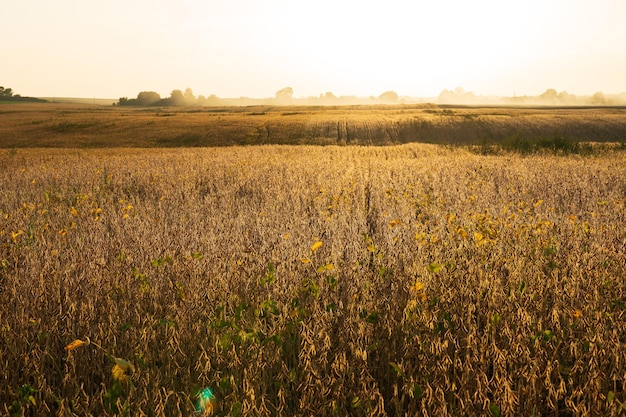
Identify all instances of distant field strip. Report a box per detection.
[1,103,625,147]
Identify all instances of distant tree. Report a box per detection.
[136,91,161,106]
[437,89,455,103]
[591,91,606,105]
[557,90,575,103]
[183,88,196,105]
[540,88,558,102]
[276,87,293,98]
[204,94,219,105]
[274,87,293,105]
[0,86,14,97]
[0,86,46,102]
[379,90,399,102]
[169,89,185,106]
[324,92,337,100]
[117,96,139,106]
[276,87,293,99]
[437,87,477,104]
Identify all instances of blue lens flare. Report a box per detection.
[195,387,216,415]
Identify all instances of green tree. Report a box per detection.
[136,91,161,106]
[169,89,185,106]
[0,86,14,97]
[183,88,195,105]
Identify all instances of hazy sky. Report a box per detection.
[3,0,625,99]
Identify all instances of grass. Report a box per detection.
[1,143,625,416]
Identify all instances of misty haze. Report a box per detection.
[2,0,625,415]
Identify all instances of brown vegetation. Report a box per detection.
[1,143,625,415]
[1,103,625,148]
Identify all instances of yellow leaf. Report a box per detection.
[301,258,311,264]
[311,241,323,252]
[389,219,401,227]
[316,263,335,273]
[11,230,24,243]
[411,281,424,293]
[71,206,79,216]
[112,364,126,381]
[367,244,376,253]
[65,339,86,351]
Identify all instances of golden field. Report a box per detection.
[1,103,626,416]
[1,102,625,148]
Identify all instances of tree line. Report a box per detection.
[116,87,401,107]
[0,86,46,102]
[116,88,208,107]
[437,87,625,106]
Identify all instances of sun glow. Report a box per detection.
[2,0,625,98]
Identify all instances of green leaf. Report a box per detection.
[411,384,423,399]
[230,402,243,417]
[489,403,501,417]
[159,319,178,329]
[490,312,501,327]
[302,279,319,298]
[260,263,276,286]
[428,262,442,273]
[351,396,361,409]
[326,275,338,290]
[259,299,280,318]
[365,311,379,324]
[389,362,404,377]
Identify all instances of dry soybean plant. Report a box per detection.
[0,144,625,416]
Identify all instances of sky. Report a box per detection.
[2,0,626,99]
